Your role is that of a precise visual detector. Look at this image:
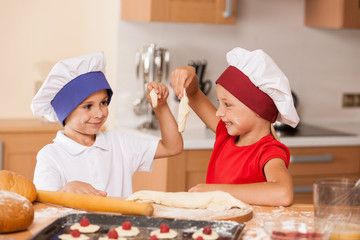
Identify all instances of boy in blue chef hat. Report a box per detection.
[31,52,183,197]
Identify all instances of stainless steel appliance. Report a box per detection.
[133,43,170,129]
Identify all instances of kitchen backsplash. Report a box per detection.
[116,0,360,130]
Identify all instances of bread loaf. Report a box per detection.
[0,170,37,202]
[0,191,34,233]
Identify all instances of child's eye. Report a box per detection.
[101,100,109,106]
[224,102,231,107]
[83,104,92,109]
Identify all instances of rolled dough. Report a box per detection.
[177,88,190,132]
[126,191,248,212]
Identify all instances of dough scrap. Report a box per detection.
[126,190,248,212]
[150,229,178,239]
[70,223,100,233]
[177,88,190,132]
[150,89,158,108]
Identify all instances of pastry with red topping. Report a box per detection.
[192,226,219,240]
[114,221,140,237]
[150,223,177,239]
[70,217,100,233]
[58,229,90,240]
[99,229,127,240]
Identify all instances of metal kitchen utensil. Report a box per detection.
[329,178,360,226]
[133,95,148,115]
[313,178,360,237]
[135,43,170,129]
[187,59,212,96]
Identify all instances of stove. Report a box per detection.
[275,123,355,138]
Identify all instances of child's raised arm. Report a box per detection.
[147,82,183,159]
[171,66,219,132]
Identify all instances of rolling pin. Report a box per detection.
[36,190,154,216]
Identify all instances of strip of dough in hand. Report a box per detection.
[126,190,248,212]
[150,89,158,108]
[177,88,190,132]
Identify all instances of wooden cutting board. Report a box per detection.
[152,204,253,222]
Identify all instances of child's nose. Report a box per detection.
[93,107,104,118]
[216,108,224,117]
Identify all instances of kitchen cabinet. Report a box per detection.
[305,0,360,28]
[121,0,237,24]
[289,146,360,203]
[151,147,360,204]
[0,119,62,181]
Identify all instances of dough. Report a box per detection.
[70,223,100,233]
[127,190,248,212]
[0,170,37,202]
[150,229,177,239]
[0,191,34,233]
[177,88,190,132]
[150,89,158,108]
[114,226,139,237]
[192,227,219,240]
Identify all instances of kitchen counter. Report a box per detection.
[2,202,314,240]
[118,122,360,149]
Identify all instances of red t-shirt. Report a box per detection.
[206,120,290,184]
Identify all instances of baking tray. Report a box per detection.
[29,213,245,240]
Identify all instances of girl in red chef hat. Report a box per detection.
[171,47,300,206]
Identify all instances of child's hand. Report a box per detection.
[58,181,107,197]
[171,66,199,100]
[146,82,169,109]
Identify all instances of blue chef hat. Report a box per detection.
[31,52,113,126]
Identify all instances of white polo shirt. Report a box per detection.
[33,130,158,197]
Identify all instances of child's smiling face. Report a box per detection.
[64,89,109,144]
[215,84,259,136]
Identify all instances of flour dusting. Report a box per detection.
[35,206,84,222]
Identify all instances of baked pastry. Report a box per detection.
[0,170,37,202]
[0,190,34,233]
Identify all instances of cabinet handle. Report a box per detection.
[223,0,233,18]
[290,154,334,163]
[294,185,313,193]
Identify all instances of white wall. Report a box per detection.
[1,0,359,130]
[0,0,119,128]
[116,0,360,130]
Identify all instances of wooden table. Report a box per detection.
[1,203,313,240]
